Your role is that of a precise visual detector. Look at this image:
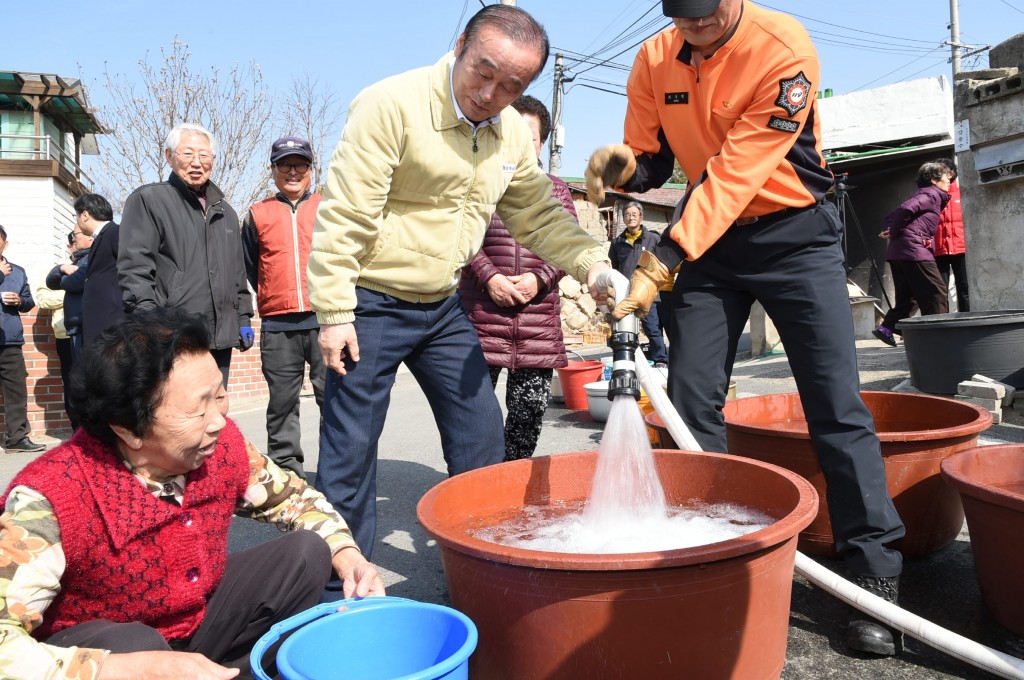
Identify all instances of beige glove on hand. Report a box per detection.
[612,251,673,321]
[585,144,637,205]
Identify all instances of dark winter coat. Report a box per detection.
[883,184,951,262]
[0,260,34,346]
[82,222,124,347]
[609,223,662,301]
[46,247,90,335]
[118,173,253,350]
[459,174,573,370]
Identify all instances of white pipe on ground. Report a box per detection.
[634,344,1024,679]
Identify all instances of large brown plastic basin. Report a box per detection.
[417,450,818,680]
[941,444,1024,636]
[723,391,991,557]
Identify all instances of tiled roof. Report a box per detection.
[562,179,687,209]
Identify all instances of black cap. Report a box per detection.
[662,0,721,18]
[270,136,313,163]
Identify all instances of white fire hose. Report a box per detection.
[635,347,1024,680]
[597,270,1024,679]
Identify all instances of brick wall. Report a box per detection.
[3,311,270,440]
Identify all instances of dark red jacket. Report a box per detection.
[3,421,250,641]
[459,174,573,370]
[934,180,965,256]
[243,192,321,317]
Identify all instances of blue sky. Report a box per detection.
[7,1,1022,178]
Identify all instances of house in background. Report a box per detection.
[0,71,106,438]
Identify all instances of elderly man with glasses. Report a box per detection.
[118,123,254,386]
[241,137,325,479]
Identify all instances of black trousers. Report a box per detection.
[46,531,332,679]
[934,253,970,312]
[880,260,949,331]
[56,337,79,431]
[211,347,233,387]
[0,345,30,445]
[668,202,905,577]
[261,328,325,478]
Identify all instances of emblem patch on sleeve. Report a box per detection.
[767,115,800,133]
[775,72,811,117]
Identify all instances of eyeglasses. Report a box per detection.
[175,150,216,164]
[275,162,310,174]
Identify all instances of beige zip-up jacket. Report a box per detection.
[309,53,608,325]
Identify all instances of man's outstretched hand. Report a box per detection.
[612,251,672,320]
[585,144,636,205]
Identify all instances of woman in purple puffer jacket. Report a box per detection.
[459,96,570,461]
[873,161,953,347]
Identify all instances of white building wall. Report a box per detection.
[0,176,75,287]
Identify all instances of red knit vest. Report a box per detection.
[249,194,321,317]
[3,420,250,641]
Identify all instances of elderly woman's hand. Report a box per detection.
[332,546,387,599]
[99,650,239,678]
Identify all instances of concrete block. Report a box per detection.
[954,395,1002,412]
[990,409,1003,425]
[958,380,1006,400]
[970,374,1016,406]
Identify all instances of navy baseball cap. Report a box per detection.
[270,136,313,163]
[662,0,721,18]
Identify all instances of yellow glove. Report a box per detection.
[585,144,637,205]
[611,251,672,320]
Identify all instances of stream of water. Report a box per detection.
[474,396,774,554]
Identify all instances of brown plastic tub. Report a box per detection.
[723,391,992,557]
[417,449,817,680]
[941,444,1024,636]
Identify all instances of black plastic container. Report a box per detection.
[898,311,1024,394]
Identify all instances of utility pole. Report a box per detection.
[549,53,564,175]
[500,0,516,5]
[949,0,961,74]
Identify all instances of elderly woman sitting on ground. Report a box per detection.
[0,307,385,679]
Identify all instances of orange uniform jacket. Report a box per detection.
[623,0,834,260]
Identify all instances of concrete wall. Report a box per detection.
[953,35,1024,311]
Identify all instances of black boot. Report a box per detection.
[847,575,904,656]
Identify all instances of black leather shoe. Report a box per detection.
[5,437,45,452]
[847,575,903,656]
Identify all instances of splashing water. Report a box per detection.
[471,394,774,554]
[583,395,667,528]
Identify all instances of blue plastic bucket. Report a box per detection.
[250,597,477,680]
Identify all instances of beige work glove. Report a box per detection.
[611,251,672,320]
[585,144,637,205]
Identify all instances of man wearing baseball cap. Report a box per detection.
[587,0,907,657]
[242,136,325,478]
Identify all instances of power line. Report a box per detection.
[759,3,938,45]
[851,47,947,93]
[998,0,1024,15]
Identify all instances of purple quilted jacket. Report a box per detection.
[883,184,951,262]
[459,174,573,370]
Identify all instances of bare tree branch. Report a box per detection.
[279,75,344,193]
[86,38,274,211]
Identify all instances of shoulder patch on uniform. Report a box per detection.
[767,115,800,133]
[775,72,811,117]
[665,92,689,105]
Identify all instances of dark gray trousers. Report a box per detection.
[261,328,325,478]
[47,531,332,679]
[0,345,30,445]
[667,201,905,577]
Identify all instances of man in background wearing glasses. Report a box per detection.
[118,123,254,386]
[241,137,325,479]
